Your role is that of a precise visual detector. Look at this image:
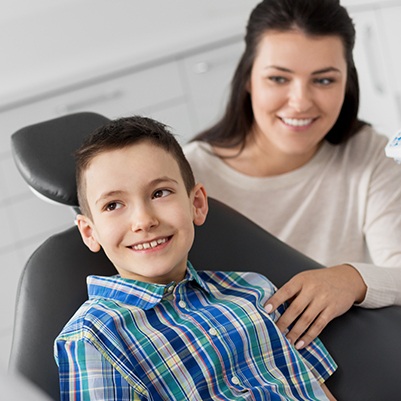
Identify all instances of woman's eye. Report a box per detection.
[105,202,122,211]
[314,77,335,86]
[268,76,288,84]
[152,189,172,199]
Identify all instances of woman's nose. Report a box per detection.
[288,81,313,113]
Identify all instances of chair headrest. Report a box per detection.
[11,112,110,207]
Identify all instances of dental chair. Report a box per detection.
[9,112,401,401]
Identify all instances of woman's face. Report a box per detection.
[248,30,347,161]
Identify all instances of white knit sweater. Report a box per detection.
[184,126,401,308]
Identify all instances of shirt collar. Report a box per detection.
[87,261,210,310]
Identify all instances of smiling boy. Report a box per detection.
[54,116,336,400]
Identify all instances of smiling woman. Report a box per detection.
[243,31,347,175]
[184,0,401,351]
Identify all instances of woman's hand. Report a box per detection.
[265,264,367,349]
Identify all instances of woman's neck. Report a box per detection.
[212,131,322,177]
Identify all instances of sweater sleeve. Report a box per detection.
[348,131,401,308]
[352,263,401,308]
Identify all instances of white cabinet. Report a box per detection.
[348,3,401,137]
[378,5,401,127]
[179,40,244,134]
[1,61,192,150]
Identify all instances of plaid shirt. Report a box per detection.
[55,262,336,400]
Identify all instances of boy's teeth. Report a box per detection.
[133,237,167,250]
[282,118,313,127]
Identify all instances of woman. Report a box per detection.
[184,0,401,350]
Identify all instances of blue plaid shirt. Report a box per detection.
[55,262,336,400]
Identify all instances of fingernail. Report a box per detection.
[295,341,304,350]
[265,304,273,313]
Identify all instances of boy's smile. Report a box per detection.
[76,141,207,284]
[130,236,170,251]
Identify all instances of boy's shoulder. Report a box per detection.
[197,270,276,297]
[56,297,122,343]
[199,269,273,284]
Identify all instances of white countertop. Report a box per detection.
[0,0,258,110]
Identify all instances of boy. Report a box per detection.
[54,116,337,400]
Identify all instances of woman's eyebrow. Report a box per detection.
[264,65,292,72]
[264,66,342,75]
[311,67,342,75]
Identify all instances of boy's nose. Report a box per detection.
[130,205,159,232]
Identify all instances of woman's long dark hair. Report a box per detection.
[193,0,367,148]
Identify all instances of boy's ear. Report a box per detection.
[76,214,101,253]
[192,183,208,226]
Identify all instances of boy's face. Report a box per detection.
[76,141,207,284]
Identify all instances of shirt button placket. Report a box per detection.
[208,327,218,336]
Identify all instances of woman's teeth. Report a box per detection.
[133,237,168,250]
[282,117,313,127]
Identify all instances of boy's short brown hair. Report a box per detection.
[75,116,195,218]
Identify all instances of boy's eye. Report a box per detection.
[105,202,122,212]
[152,189,172,199]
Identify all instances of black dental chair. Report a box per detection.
[8,112,401,401]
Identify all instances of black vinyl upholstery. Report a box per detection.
[11,112,109,207]
[9,112,401,401]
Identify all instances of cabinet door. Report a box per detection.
[378,5,401,133]
[180,40,244,136]
[0,61,189,152]
[350,8,401,137]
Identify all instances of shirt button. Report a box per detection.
[208,327,218,336]
[231,376,240,385]
[166,284,174,294]
[178,300,187,308]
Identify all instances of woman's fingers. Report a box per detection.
[264,264,367,347]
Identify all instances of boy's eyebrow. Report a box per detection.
[265,65,342,75]
[150,176,179,186]
[95,190,125,206]
[95,176,179,205]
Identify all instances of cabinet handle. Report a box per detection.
[193,61,210,74]
[363,25,385,94]
[55,90,123,114]
[394,93,401,126]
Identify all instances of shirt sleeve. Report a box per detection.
[55,339,142,401]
